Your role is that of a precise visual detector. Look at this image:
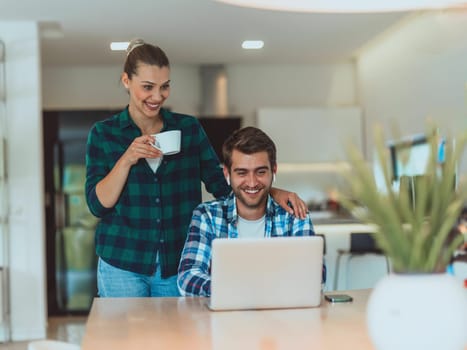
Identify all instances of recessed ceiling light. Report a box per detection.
[110,42,130,51]
[242,40,264,49]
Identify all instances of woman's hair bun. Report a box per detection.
[126,38,145,56]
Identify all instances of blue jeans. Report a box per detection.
[97,257,180,297]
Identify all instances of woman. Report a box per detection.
[85,39,307,297]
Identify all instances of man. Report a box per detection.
[177,126,315,296]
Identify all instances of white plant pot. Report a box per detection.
[367,273,467,350]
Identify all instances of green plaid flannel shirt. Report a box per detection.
[85,107,230,277]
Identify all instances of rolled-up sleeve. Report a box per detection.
[85,124,114,217]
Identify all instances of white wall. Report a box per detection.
[227,63,357,126]
[358,10,467,178]
[0,21,46,341]
[42,64,201,115]
[42,65,124,110]
[43,62,357,123]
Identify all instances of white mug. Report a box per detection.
[151,130,181,155]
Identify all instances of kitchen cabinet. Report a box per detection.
[257,107,363,163]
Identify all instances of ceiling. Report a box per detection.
[0,0,411,67]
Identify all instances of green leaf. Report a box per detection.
[339,124,467,273]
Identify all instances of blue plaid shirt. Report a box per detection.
[177,193,315,296]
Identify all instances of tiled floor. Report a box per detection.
[0,316,87,350]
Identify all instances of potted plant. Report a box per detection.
[339,124,467,350]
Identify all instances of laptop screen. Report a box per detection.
[209,236,324,311]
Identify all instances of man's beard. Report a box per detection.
[233,185,270,210]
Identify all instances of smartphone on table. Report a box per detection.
[324,294,353,303]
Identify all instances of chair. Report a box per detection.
[27,340,80,350]
[450,252,467,286]
[315,233,327,284]
[315,233,327,255]
[333,232,390,290]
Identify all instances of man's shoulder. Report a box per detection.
[268,197,312,223]
[195,197,229,215]
[268,197,290,216]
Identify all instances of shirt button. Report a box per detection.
[156,219,161,223]
[155,198,160,203]
[154,177,158,182]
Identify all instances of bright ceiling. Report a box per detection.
[0,0,414,67]
[213,0,467,12]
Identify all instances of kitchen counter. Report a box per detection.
[312,217,361,225]
[309,210,361,225]
[312,222,390,292]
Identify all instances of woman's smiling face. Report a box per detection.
[122,63,171,120]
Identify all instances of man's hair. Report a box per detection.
[222,127,277,170]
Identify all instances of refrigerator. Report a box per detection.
[43,109,118,315]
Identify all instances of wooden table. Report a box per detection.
[81,289,376,349]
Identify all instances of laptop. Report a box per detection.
[209,235,324,311]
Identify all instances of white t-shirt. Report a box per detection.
[146,157,162,173]
[237,215,266,239]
